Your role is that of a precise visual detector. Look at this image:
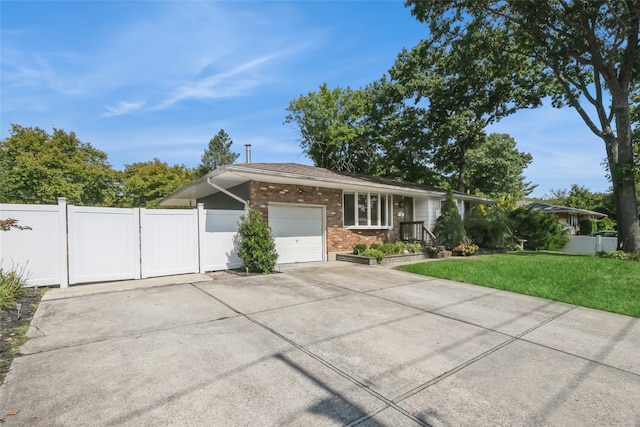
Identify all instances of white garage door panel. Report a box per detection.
[269,205,323,264]
[274,236,324,263]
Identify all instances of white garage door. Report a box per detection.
[268,205,324,264]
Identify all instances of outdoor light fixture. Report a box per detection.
[398,200,404,208]
[297,188,304,194]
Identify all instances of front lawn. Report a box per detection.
[397,252,640,317]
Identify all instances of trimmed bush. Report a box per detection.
[237,207,278,273]
[579,219,597,235]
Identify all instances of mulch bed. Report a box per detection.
[0,289,43,385]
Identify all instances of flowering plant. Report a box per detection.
[454,238,479,256]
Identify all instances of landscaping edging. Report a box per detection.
[336,252,430,265]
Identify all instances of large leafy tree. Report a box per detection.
[285,83,376,173]
[117,158,194,208]
[0,124,117,205]
[406,0,640,251]
[390,23,547,192]
[466,133,534,198]
[195,129,239,177]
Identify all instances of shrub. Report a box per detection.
[353,244,367,255]
[596,217,616,231]
[0,262,28,311]
[1,219,31,310]
[381,243,401,255]
[579,219,597,235]
[361,248,385,262]
[434,189,466,249]
[509,207,569,251]
[597,251,640,262]
[464,205,513,249]
[0,218,32,232]
[369,243,382,251]
[404,243,422,253]
[237,207,278,273]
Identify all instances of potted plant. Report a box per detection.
[453,238,479,256]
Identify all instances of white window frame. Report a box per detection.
[343,191,392,229]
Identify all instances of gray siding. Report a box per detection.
[197,182,249,210]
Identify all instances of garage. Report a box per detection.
[268,205,324,264]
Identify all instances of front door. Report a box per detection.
[404,197,414,221]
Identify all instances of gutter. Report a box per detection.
[206,176,248,211]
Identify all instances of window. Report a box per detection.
[343,192,391,228]
[344,193,355,226]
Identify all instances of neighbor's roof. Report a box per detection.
[517,201,607,218]
[161,162,494,206]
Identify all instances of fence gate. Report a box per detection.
[68,206,141,284]
[140,208,199,278]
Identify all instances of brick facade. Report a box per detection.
[248,180,404,256]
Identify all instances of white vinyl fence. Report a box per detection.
[0,198,244,287]
[563,235,617,255]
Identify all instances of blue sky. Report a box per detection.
[1,1,610,198]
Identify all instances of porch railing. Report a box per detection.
[399,221,437,245]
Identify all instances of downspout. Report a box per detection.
[206,176,248,211]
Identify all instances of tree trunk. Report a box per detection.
[617,181,640,252]
[609,89,640,253]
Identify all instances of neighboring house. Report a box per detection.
[161,163,491,263]
[517,201,607,235]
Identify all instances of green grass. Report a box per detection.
[397,252,640,317]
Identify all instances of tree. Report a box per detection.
[285,83,376,173]
[465,133,534,198]
[406,1,639,252]
[390,24,547,192]
[509,207,569,251]
[541,184,610,214]
[117,158,195,208]
[0,124,117,205]
[433,189,466,249]
[195,129,239,177]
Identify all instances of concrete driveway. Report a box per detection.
[1,262,638,426]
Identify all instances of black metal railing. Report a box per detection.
[400,221,437,245]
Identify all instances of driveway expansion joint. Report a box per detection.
[190,283,433,426]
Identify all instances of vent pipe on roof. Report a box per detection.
[245,144,251,164]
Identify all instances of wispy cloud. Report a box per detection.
[102,101,145,118]
[155,54,278,110]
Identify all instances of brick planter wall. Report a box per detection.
[336,252,429,265]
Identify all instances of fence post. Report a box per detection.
[57,197,69,288]
[197,203,206,274]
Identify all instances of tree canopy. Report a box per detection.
[285,83,375,173]
[405,0,639,251]
[117,158,195,208]
[465,133,534,198]
[195,129,239,177]
[285,81,533,196]
[0,125,117,205]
